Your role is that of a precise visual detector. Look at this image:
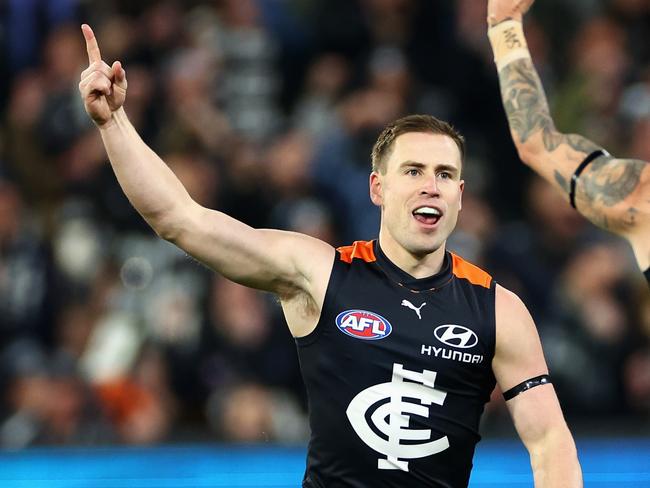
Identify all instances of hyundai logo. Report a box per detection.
[433,325,478,349]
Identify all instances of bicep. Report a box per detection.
[529,137,649,236]
[505,382,569,451]
[172,202,335,294]
[493,285,548,393]
[575,156,650,237]
[493,285,570,447]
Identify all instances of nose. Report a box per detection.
[419,174,439,196]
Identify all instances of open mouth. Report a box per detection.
[412,206,442,226]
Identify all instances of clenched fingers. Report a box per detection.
[81,60,113,83]
[79,71,113,97]
[487,0,535,25]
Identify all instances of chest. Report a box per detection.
[322,266,495,377]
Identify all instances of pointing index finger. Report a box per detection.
[81,24,102,64]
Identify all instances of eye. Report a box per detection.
[438,171,452,180]
[406,168,420,176]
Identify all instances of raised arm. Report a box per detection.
[486,1,650,272]
[493,285,582,487]
[78,25,334,335]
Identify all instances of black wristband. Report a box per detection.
[503,374,552,401]
[569,149,608,209]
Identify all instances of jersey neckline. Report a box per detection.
[373,240,453,292]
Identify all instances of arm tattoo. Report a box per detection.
[554,170,569,193]
[498,58,599,154]
[498,58,648,222]
[498,59,555,147]
[572,156,646,231]
[580,157,646,208]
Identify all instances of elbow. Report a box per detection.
[510,128,566,168]
[512,136,543,169]
[517,146,536,169]
[529,427,582,487]
[151,201,200,244]
[154,223,179,243]
[146,211,185,243]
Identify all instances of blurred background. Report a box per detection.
[0,0,649,454]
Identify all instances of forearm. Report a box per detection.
[99,108,193,238]
[488,21,601,184]
[488,19,649,237]
[529,429,582,488]
[497,59,598,160]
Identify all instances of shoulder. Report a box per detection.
[494,284,541,357]
[495,284,527,312]
[492,284,549,393]
[336,240,377,264]
[495,284,534,334]
[449,252,493,289]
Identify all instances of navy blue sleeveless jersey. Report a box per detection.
[296,240,497,488]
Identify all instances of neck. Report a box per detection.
[378,230,447,279]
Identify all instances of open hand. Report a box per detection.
[487,0,534,26]
[78,24,127,127]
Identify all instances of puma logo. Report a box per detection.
[401,300,426,320]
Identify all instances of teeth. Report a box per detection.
[414,207,441,216]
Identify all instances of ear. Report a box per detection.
[458,180,465,211]
[369,172,383,207]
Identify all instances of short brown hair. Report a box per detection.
[371,114,465,173]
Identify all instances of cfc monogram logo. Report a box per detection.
[346,363,449,471]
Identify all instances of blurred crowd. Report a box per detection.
[0,0,649,448]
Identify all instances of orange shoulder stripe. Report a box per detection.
[337,240,377,263]
[451,253,492,289]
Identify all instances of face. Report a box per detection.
[370,132,464,257]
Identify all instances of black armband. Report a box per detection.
[503,374,552,401]
[569,149,609,209]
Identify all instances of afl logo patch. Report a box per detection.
[336,310,392,340]
[434,325,478,349]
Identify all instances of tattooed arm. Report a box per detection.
[497,58,647,232]
[487,1,650,270]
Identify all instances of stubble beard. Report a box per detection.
[390,219,447,258]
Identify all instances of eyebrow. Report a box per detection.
[398,160,460,175]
